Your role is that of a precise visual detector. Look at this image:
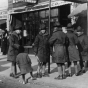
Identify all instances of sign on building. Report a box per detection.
[13,0,37,3]
[8,0,38,9]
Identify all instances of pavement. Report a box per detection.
[0,52,88,88]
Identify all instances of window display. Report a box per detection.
[46,10,49,18]
[39,11,45,18]
[51,8,58,17]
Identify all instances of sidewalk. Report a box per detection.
[0,54,88,88]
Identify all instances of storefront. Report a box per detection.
[8,0,72,46]
[0,9,7,30]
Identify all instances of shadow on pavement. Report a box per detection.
[0,65,9,72]
[0,61,10,72]
[0,57,7,60]
[0,61,9,66]
[50,67,57,74]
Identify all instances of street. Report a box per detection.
[0,53,88,88]
[0,54,74,88]
[0,75,73,88]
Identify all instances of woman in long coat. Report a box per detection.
[1,34,7,55]
[33,23,50,77]
[66,23,80,76]
[49,22,67,79]
[76,26,88,73]
[1,31,8,55]
[7,28,21,77]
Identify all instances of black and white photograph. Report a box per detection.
[0,0,87,88]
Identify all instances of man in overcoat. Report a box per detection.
[76,26,88,73]
[7,27,21,78]
[33,23,50,77]
[49,22,67,80]
[66,23,80,76]
[1,32,8,55]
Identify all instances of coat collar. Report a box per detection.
[39,32,48,36]
[53,29,62,33]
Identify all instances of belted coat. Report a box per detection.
[49,30,67,63]
[7,32,20,63]
[66,31,80,62]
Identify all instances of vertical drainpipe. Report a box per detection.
[48,0,51,74]
[87,0,88,35]
[49,0,51,35]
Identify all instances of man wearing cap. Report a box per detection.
[66,23,80,76]
[49,22,67,80]
[76,26,88,74]
[7,27,21,78]
[33,23,50,77]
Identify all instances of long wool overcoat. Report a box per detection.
[16,53,33,74]
[1,37,8,54]
[78,34,88,61]
[66,31,80,62]
[33,32,50,63]
[49,30,67,63]
[7,32,20,63]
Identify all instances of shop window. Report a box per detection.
[46,10,49,18]
[22,13,27,21]
[34,12,38,18]
[51,8,58,17]
[39,11,45,18]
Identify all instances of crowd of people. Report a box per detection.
[6,22,88,84]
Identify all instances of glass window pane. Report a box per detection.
[34,12,38,18]
[51,8,58,17]
[39,11,45,18]
[46,10,49,17]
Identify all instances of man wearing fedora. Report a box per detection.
[49,22,67,80]
[33,23,50,78]
[76,26,88,74]
[66,23,80,76]
[7,27,21,78]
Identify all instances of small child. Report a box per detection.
[16,46,35,84]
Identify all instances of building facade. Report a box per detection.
[8,0,74,46]
[0,9,8,30]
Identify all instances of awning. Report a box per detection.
[27,4,49,11]
[0,19,6,25]
[10,1,72,14]
[63,0,88,3]
[68,3,87,18]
